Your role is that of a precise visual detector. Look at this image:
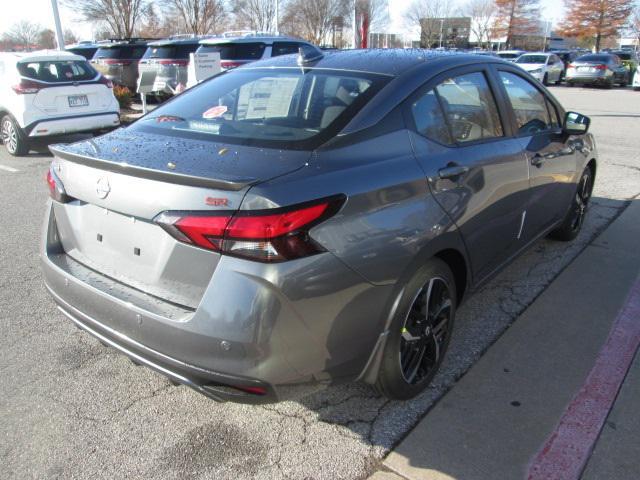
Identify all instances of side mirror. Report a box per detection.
[563,111,590,135]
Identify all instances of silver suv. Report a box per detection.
[196,34,316,70]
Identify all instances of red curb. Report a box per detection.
[527,275,640,480]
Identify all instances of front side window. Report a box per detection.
[434,72,503,143]
[411,89,452,145]
[17,60,97,82]
[133,68,387,149]
[499,71,552,135]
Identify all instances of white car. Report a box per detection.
[633,66,640,91]
[0,50,120,156]
[514,53,565,85]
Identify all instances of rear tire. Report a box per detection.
[549,166,593,242]
[375,258,456,400]
[1,115,29,156]
[542,73,549,86]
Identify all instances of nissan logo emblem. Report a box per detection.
[96,177,111,199]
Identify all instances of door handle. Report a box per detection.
[438,165,469,180]
[530,153,545,168]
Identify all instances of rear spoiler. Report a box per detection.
[49,145,257,191]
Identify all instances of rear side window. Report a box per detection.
[199,43,266,60]
[411,89,452,145]
[499,72,551,135]
[435,72,504,143]
[272,42,302,57]
[17,61,97,83]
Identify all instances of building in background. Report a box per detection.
[420,17,472,49]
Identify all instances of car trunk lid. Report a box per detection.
[49,130,310,308]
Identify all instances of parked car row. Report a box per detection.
[67,34,317,95]
[501,50,636,88]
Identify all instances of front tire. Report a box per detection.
[549,166,593,242]
[542,73,549,86]
[375,259,456,400]
[1,115,29,156]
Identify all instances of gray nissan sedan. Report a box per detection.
[42,48,597,403]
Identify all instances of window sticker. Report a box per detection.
[202,105,228,119]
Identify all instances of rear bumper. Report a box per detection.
[26,112,120,137]
[41,201,392,403]
[565,73,611,84]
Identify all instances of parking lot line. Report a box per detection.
[0,164,19,172]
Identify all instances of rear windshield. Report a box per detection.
[133,68,388,150]
[94,45,147,60]
[67,47,98,60]
[516,55,548,64]
[198,43,266,60]
[17,60,97,82]
[498,53,521,59]
[577,54,612,63]
[142,44,199,60]
[613,52,631,60]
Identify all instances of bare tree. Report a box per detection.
[404,0,452,48]
[230,0,277,32]
[163,0,227,35]
[2,20,43,49]
[356,0,389,31]
[138,4,176,37]
[70,0,148,38]
[38,29,57,49]
[281,0,350,45]
[64,29,79,45]
[463,0,495,48]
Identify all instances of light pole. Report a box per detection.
[275,0,279,35]
[439,19,444,48]
[50,0,65,50]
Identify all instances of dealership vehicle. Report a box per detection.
[496,50,526,62]
[0,50,119,156]
[66,41,100,60]
[42,49,596,403]
[515,52,565,85]
[550,50,578,70]
[566,53,630,87]
[91,39,151,90]
[196,35,316,70]
[610,50,638,73]
[138,37,205,95]
[633,66,640,90]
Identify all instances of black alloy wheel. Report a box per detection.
[550,167,593,241]
[399,277,452,385]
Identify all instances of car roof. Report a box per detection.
[498,50,526,54]
[520,52,551,56]
[199,36,309,46]
[242,48,491,77]
[0,50,85,63]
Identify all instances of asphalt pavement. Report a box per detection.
[1,86,639,479]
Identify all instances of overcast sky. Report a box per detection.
[1,0,566,42]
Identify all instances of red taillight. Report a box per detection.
[567,63,575,69]
[594,64,607,70]
[159,59,189,67]
[155,196,344,262]
[46,168,71,203]
[98,75,113,88]
[12,79,46,94]
[221,60,243,69]
[104,59,132,66]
